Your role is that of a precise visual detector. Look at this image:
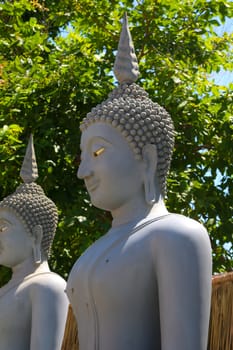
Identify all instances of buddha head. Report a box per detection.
[0,135,58,266]
[78,15,175,211]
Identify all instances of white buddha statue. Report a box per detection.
[0,135,69,350]
[67,14,212,350]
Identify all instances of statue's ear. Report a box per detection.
[142,144,158,205]
[31,225,43,264]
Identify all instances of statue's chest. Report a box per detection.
[0,285,31,335]
[68,226,154,309]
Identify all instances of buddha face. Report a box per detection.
[78,123,146,213]
[0,208,34,268]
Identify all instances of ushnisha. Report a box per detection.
[0,135,68,350]
[67,14,212,350]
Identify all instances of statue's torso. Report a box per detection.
[67,214,181,350]
[67,213,212,350]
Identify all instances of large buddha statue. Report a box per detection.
[0,135,69,350]
[67,15,212,350]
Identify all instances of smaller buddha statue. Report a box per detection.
[67,14,212,350]
[0,135,69,350]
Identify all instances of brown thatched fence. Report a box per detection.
[61,272,233,350]
[208,272,233,350]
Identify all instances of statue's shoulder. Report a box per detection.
[156,213,208,236]
[24,271,68,334]
[146,213,212,279]
[149,213,210,253]
[26,271,66,297]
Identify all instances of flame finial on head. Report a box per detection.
[113,13,140,84]
[20,134,38,183]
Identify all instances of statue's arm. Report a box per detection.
[29,274,69,350]
[152,219,212,350]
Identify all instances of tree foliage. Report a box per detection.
[0,0,232,285]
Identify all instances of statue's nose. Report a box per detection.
[77,159,93,179]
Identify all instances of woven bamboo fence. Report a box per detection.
[208,272,233,350]
[61,305,79,350]
[61,272,233,350]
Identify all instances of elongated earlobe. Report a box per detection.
[33,245,42,264]
[142,144,158,205]
[145,182,156,205]
[32,225,43,264]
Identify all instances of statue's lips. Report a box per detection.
[85,181,99,192]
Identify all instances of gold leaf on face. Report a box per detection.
[94,147,105,157]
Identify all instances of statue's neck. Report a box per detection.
[111,195,168,228]
[0,257,50,297]
[11,256,50,282]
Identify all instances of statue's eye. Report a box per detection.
[93,147,105,157]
